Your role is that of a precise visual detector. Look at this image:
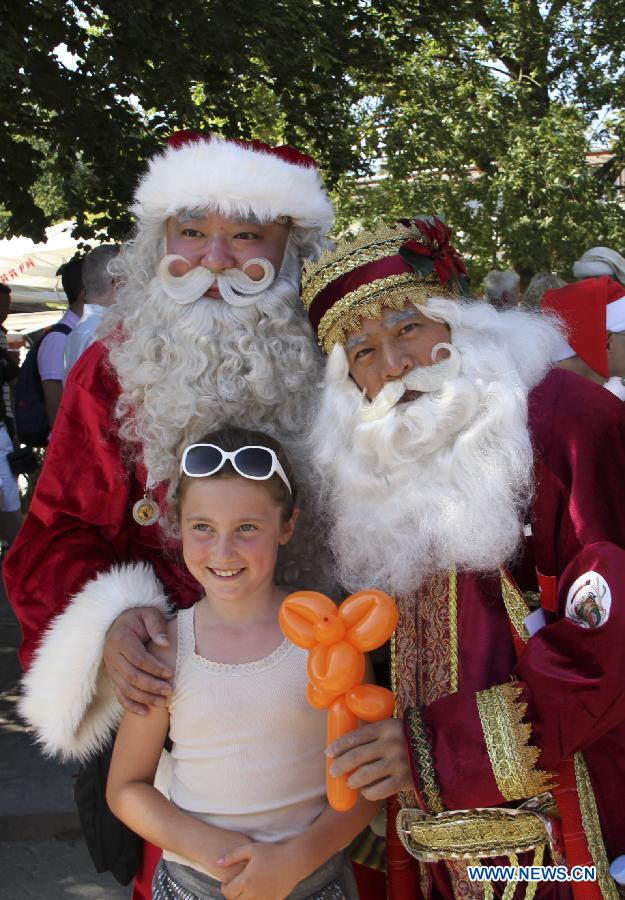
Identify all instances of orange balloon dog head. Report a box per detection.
[279,589,398,810]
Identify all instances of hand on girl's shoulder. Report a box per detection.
[146,615,178,673]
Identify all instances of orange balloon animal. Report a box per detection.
[279,589,398,811]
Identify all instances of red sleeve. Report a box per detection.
[4,342,133,669]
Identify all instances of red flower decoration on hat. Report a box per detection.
[166,130,317,169]
[399,216,468,288]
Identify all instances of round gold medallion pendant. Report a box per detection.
[132,497,160,526]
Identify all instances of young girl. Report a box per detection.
[107,426,379,900]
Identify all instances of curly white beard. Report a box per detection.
[105,233,321,487]
[101,229,336,592]
[310,298,564,595]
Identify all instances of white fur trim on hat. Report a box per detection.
[573,247,625,286]
[132,136,334,235]
[606,294,625,332]
[18,563,171,763]
[553,334,577,362]
[604,377,625,400]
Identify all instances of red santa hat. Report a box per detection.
[132,131,334,235]
[541,275,625,378]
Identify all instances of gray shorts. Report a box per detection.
[153,850,359,900]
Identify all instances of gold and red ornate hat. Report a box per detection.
[301,216,468,354]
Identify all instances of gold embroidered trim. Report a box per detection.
[501,855,520,900]
[390,631,397,696]
[476,683,553,801]
[396,804,550,862]
[315,273,456,354]
[500,570,531,644]
[449,568,459,693]
[480,846,543,900]
[405,707,445,814]
[574,752,620,900]
[524,844,545,900]
[302,222,415,308]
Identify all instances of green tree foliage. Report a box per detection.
[1,0,381,241]
[337,0,625,283]
[1,0,624,283]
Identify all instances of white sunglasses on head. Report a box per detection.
[180,443,292,495]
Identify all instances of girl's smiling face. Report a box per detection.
[179,475,296,603]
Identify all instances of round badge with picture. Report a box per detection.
[565,571,611,629]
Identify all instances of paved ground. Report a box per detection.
[0,574,129,898]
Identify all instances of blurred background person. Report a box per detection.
[522,272,566,309]
[482,268,521,309]
[573,246,625,288]
[0,297,22,545]
[38,255,84,428]
[64,244,120,381]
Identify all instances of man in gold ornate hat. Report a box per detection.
[302,217,625,899]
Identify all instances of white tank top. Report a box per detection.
[163,605,327,872]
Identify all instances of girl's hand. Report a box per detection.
[218,842,302,900]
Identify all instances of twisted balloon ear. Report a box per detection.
[338,589,399,652]
[279,591,338,648]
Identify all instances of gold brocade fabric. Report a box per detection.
[395,573,484,899]
[476,683,553,802]
[574,753,620,900]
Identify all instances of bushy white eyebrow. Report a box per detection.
[174,209,263,226]
[384,309,420,327]
[346,309,421,350]
[345,333,367,350]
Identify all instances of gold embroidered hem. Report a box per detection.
[448,568,459,692]
[500,569,531,644]
[404,707,444,814]
[476,682,553,801]
[482,847,545,900]
[574,752,620,900]
[396,801,553,862]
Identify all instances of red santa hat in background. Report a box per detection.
[541,275,625,378]
[131,130,334,236]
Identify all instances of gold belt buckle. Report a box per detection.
[396,793,561,863]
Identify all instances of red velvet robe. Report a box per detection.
[389,368,625,900]
[5,340,202,671]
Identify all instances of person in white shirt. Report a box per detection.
[38,256,84,428]
[64,244,120,382]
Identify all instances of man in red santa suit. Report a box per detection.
[6,132,335,896]
[300,218,625,900]
[541,271,625,400]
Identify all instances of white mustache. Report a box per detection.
[359,343,461,422]
[158,254,275,307]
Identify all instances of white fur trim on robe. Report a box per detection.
[18,562,170,763]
